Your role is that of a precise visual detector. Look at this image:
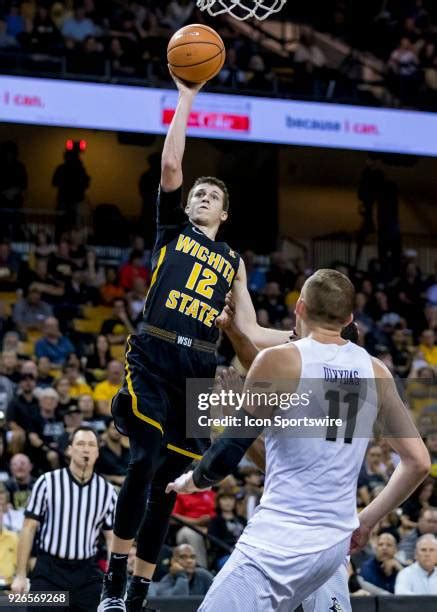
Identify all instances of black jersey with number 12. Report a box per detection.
[142,186,240,344]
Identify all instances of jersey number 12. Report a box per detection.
[186,262,218,299]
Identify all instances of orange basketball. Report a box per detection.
[167,24,226,84]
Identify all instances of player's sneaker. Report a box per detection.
[98,570,127,611]
[97,597,126,611]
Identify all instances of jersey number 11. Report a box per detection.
[325,390,359,444]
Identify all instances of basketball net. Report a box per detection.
[197,0,287,21]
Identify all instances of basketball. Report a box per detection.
[167,24,226,84]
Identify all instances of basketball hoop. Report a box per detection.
[197,0,287,21]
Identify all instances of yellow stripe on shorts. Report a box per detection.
[166,443,202,461]
[125,336,164,435]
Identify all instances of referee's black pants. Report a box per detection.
[29,553,103,611]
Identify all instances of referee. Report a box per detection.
[11,426,117,611]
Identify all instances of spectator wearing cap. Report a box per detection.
[379,312,403,335]
[12,285,53,335]
[418,329,437,366]
[29,388,64,471]
[148,544,213,597]
[398,507,437,564]
[5,453,34,512]
[6,372,40,454]
[57,405,84,457]
[360,532,403,593]
[395,534,437,594]
[93,360,123,415]
[96,419,129,486]
[35,317,74,367]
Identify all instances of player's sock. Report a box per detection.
[109,552,129,574]
[125,576,151,612]
[102,553,129,598]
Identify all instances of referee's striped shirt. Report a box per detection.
[25,468,117,560]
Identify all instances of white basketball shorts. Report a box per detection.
[197,537,350,612]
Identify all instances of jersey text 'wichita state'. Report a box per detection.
[142,186,240,344]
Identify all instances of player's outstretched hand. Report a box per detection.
[349,521,372,555]
[166,470,202,494]
[168,66,206,96]
[215,291,235,330]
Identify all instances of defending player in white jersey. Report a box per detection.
[167,269,430,612]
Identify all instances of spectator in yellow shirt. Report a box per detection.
[63,363,93,398]
[418,329,437,366]
[0,488,18,586]
[93,360,123,415]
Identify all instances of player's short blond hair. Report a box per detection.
[188,176,229,211]
[302,269,354,328]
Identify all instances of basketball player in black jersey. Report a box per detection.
[99,75,292,612]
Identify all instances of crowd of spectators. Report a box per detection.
[0,1,197,79]
[283,0,437,107]
[0,216,436,595]
[0,0,436,107]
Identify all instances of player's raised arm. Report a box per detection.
[350,357,430,553]
[232,259,292,349]
[161,74,205,192]
[215,291,259,370]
